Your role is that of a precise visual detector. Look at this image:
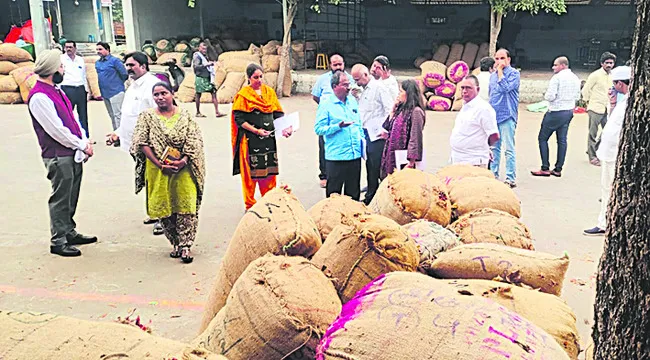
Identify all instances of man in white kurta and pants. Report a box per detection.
[583,66,631,236]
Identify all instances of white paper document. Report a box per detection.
[366,124,388,142]
[361,137,367,160]
[394,150,426,171]
[273,112,300,134]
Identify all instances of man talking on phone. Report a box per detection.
[314,70,363,200]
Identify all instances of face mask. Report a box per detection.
[53,71,64,84]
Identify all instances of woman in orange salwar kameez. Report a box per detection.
[231,64,292,209]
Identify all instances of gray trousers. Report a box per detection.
[587,110,607,161]
[43,156,83,246]
[103,92,125,131]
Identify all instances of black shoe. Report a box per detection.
[50,244,81,257]
[113,139,120,147]
[551,170,562,177]
[66,233,97,245]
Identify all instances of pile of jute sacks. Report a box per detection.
[0,43,35,104]
[1,165,580,360]
[176,40,292,105]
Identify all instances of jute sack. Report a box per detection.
[217,72,246,104]
[84,55,99,63]
[419,60,446,77]
[195,255,341,359]
[0,310,227,360]
[15,61,34,68]
[157,52,186,65]
[85,64,102,99]
[436,163,494,187]
[262,43,279,56]
[220,51,261,73]
[316,271,570,360]
[432,44,450,63]
[177,72,197,102]
[439,279,580,359]
[0,60,18,75]
[448,176,521,217]
[199,187,322,332]
[10,66,37,102]
[369,168,452,226]
[0,75,18,92]
[401,219,459,274]
[449,208,534,249]
[474,42,490,69]
[311,214,419,304]
[262,54,281,73]
[429,243,569,295]
[262,72,278,90]
[461,42,479,69]
[307,193,371,242]
[451,98,463,111]
[0,43,33,63]
[0,91,22,104]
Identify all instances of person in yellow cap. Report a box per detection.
[29,49,97,257]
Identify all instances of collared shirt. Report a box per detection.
[95,54,128,99]
[311,71,354,102]
[450,96,498,166]
[489,66,520,124]
[381,75,399,101]
[358,78,393,142]
[582,68,611,114]
[476,71,491,101]
[597,94,627,162]
[545,68,581,111]
[314,94,363,161]
[116,72,159,152]
[29,91,88,160]
[60,54,89,91]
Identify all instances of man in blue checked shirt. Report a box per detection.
[95,42,128,142]
[314,70,363,200]
[489,48,520,188]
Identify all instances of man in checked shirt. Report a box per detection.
[531,56,580,177]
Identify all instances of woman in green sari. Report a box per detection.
[131,82,205,263]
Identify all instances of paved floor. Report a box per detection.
[0,96,603,350]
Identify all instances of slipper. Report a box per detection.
[169,246,181,258]
[143,217,157,225]
[181,247,194,264]
[153,222,164,236]
[196,113,207,118]
[216,113,227,118]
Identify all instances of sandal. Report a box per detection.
[169,246,181,258]
[195,113,207,118]
[153,222,164,236]
[143,217,157,225]
[216,113,227,118]
[181,247,194,264]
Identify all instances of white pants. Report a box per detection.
[103,91,125,131]
[597,160,616,229]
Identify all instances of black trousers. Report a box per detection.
[326,159,361,201]
[538,110,573,172]
[364,130,385,205]
[318,136,327,180]
[61,85,89,137]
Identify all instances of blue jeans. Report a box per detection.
[491,119,516,182]
[538,110,573,171]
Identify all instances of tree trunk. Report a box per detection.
[592,0,650,358]
[489,7,502,57]
[276,3,297,98]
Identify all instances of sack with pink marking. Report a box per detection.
[316,271,570,360]
[434,81,456,99]
[447,60,470,83]
[423,72,445,89]
[428,95,451,111]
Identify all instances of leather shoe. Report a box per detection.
[66,233,97,245]
[530,169,551,177]
[551,170,562,177]
[50,244,81,257]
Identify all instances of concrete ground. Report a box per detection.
[0,96,602,352]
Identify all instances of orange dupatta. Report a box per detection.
[230,84,284,156]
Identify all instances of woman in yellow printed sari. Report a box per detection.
[231,64,292,209]
[131,82,205,263]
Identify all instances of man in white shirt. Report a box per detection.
[450,75,499,167]
[28,49,96,257]
[105,51,162,234]
[476,57,494,101]
[531,56,580,177]
[351,64,393,204]
[584,66,630,236]
[60,41,90,137]
[370,55,399,101]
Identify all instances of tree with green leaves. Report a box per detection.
[488,0,566,56]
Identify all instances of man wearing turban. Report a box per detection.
[28,49,98,257]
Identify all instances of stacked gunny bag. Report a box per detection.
[0,43,34,104]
